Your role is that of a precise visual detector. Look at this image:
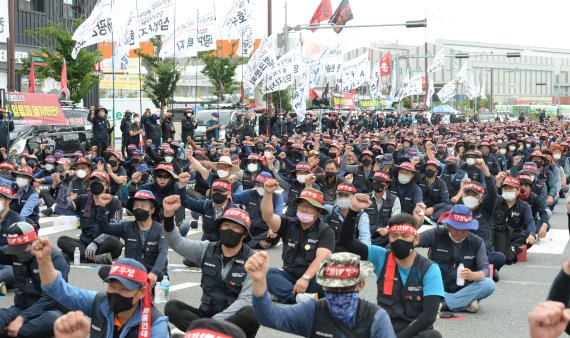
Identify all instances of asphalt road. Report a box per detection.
[1,203,569,338]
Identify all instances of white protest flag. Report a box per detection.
[335,52,369,92]
[137,0,175,41]
[480,79,487,99]
[389,72,398,101]
[244,34,277,88]
[71,0,113,59]
[437,79,457,103]
[292,70,310,120]
[456,62,468,83]
[393,71,410,102]
[428,48,445,73]
[426,76,434,107]
[0,0,9,43]
[408,73,424,96]
[260,46,301,94]
[464,80,479,100]
[369,55,382,99]
[319,45,343,77]
[159,9,198,59]
[221,0,255,57]
[112,5,139,71]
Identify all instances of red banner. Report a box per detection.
[380,52,391,77]
[6,92,68,126]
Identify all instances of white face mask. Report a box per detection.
[466,158,475,166]
[247,164,259,173]
[76,169,87,179]
[554,154,562,160]
[45,164,54,171]
[217,169,229,178]
[403,142,411,148]
[398,173,412,185]
[0,200,4,212]
[133,118,140,123]
[264,151,272,158]
[499,149,507,155]
[297,175,307,184]
[463,196,480,209]
[509,146,516,151]
[16,177,29,188]
[526,144,531,148]
[502,191,517,201]
[447,147,455,153]
[529,175,536,182]
[255,186,265,196]
[336,197,351,209]
[164,156,173,163]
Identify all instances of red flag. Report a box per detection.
[309,0,332,32]
[379,52,391,77]
[328,0,353,34]
[309,88,319,100]
[28,62,36,93]
[61,58,69,99]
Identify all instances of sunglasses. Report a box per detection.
[155,174,171,179]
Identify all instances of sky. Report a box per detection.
[194,0,570,52]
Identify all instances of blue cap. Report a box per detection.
[212,112,219,117]
[255,171,273,184]
[104,258,147,290]
[136,164,152,173]
[441,204,479,231]
[405,147,424,159]
[382,153,394,165]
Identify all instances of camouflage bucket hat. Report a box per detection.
[316,252,374,288]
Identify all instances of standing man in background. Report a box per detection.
[87,106,112,157]
[120,110,132,157]
[0,108,14,162]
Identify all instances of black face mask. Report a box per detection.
[361,159,372,166]
[108,160,118,167]
[425,169,437,178]
[219,229,243,248]
[133,208,150,222]
[387,147,395,153]
[141,174,149,182]
[390,239,415,259]
[373,183,386,193]
[90,181,105,195]
[437,150,445,155]
[212,193,227,204]
[132,158,140,164]
[329,153,338,159]
[17,250,34,263]
[535,161,543,168]
[107,292,135,314]
[325,172,336,179]
[446,164,458,174]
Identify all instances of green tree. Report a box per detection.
[272,89,292,112]
[136,37,181,111]
[198,48,240,99]
[401,97,412,109]
[19,21,102,103]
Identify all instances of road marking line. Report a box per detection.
[170,282,201,292]
[501,280,552,286]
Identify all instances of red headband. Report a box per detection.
[300,189,324,204]
[212,181,231,191]
[109,264,150,338]
[7,232,37,246]
[185,330,231,338]
[447,213,473,223]
[389,223,418,236]
[337,184,356,193]
[323,265,360,279]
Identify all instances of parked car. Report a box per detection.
[9,105,93,156]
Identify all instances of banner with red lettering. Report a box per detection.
[6,92,68,126]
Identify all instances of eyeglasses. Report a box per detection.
[155,174,171,180]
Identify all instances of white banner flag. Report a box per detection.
[0,0,8,43]
[428,48,445,73]
[408,73,424,96]
[480,79,487,99]
[426,76,434,107]
[244,35,277,88]
[71,0,114,59]
[369,55,382,99]
[260,46,302,94]
[335,52,369,92]
[437,79,457,103]
[137,0,175,42]
[457,63,468,83]
[112,6,139,71]
[292,71,310,119]
[221,0,255,56]
[465,80,480,100]
[160,10,217,59]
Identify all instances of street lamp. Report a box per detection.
[287,18,427,32]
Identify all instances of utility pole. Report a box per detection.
[490,68,494,112]
[423,41,428,110]
[7,0,15,91]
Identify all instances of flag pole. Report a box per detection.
[194,9,199,113]
[135,0,142,119]
[111,3,116,149]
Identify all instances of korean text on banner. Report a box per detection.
[0,0,8,43]
[332,93,356,109]
[71,0,113,59]
[6,93,67,126]
[437,80,457,104]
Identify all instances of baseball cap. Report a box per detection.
[336,183,356,194]
[370,171,391,182]
[211,180,232,192]
[126,190,160,218]
[255,171,273,185]
[185,318,246,338]
[0,184,17,199]
[105,258,148,290]
[213,208,252,241]
[463,182,485,194]
[502,177,520,189]
[439,204,479,231]
[316,252,374,288]
[5,222,37,255]
[291,188,326,211]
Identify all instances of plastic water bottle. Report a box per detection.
[154,281,162,303]
[456,263,465,286]
[161,276,170,302]
[73,247,80,266]
[197,216,203,229]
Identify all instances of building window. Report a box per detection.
[19,0,45,12]
[64,0,81,19]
